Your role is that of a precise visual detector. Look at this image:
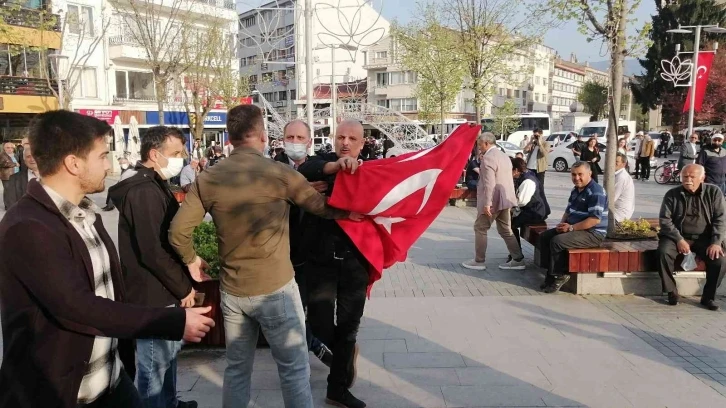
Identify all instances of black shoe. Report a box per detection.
[700,299,720,311]
[326,389,366,408]
[539,275,555,290]
[177,401,198,408]
[345,343,359,389]
[544,275,570,293]
[101,205,115,211]
[668,292,679,306]
[316,344,333,368]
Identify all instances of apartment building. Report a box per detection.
[0,0,61,141]
[236,0,389,116]
[55,0,237,143]
[551,58,586,120]
[491,43,555,116]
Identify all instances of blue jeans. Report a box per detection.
[220,279,313,408]
[136,336,182,408]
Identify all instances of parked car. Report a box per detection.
[548,142,656,172]
[545,131,577,149]
[628,132,675,153]
[497,141,523,158]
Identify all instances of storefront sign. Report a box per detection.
[78,109,120,124]
[146,111,227,127]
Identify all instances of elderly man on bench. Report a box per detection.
[538,162,609,293]
[658,163,726,310]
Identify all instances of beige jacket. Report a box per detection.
[524,138,549,173]
[477,147,518,215]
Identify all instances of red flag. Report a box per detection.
[683,52,715,113]
[328,124,480,292]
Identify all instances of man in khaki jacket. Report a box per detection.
[463,132,525,271]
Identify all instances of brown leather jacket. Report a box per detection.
[0,152,17,181]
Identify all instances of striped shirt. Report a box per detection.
[42,185,121,404]
[564,180,609,235]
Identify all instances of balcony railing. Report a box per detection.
[0,77,58,96]
[113,95,156,104]
[191,0,235,10]
[109,34,140,46]
[1,6,61,32]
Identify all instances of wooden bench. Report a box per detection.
[449,187,476,207]
[521,219,709,295]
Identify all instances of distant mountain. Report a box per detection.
[586,59,644,77]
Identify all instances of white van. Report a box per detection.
[579,120,636,144]
[313,136,331,152]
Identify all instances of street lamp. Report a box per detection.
[313,43,358,136]
[666,25,726,137]
[48,52,69,109]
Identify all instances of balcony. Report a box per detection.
[0,6,61,48]
[113,95,157,105]
[1,6,61,31]
[363,57,390,69]
[373,86,387,95]
[108,35,150,62]
[0,77,59,113]
[191,0,235,9]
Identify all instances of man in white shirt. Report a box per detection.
[613,152,635,222]
[519,134,530,150]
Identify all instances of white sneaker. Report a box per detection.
[462,259,487,270]
[499,259,526,270]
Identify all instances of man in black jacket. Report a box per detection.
[658,164,726,310]
[0,110,214,408]
[109,126,197,408]
[696,133,726,194]
[3,137,39,209]
[274,119,334,367]
[298,119,369,408]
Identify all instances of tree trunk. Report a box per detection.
[155,78,166,125]
[605,1,628,235]
[440,99,446,143]
[474,88,482,124]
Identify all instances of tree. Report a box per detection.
[547,0,651,234]
[491,99,521,139]
[180,24,250,140]
[110,0,194,124]
[439,0,545,123]
[578,81,608,120]
[37,5,111,109]
[392,5,467,142]
[697,51,726,125]
[633,0,726,114]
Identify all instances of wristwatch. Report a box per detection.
[568,225,574,232]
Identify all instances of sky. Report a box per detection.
[377,0,658,63]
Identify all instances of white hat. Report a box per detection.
[712,133,724,140]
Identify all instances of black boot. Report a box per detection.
[326,388,366,408]
[700,299,720,311]
[667,291,679,306]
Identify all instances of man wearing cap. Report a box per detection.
[633,131,645,179]
[697,133,726,194]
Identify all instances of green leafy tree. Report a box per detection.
[439,0,545,123]
[547,0,651,234]
[392,5,467,140]
[578,81,609,120]
[491,99,521,139]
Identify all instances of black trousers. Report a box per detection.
[306,253,369,391]
[592,172,599,184]
[657,238,726,301]
[538,228,604,277]
[638,157,651,179]
[536,171,545,186]
[512,212,546,250]
[77,371,142,408]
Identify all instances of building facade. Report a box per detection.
[236,0,389,117]
[551,58,586,122]
[0,0,61,141]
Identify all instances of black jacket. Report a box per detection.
[108,165,193,307]
[274,151,313,265]
[515,170,550,220]
[659,183,726,245]
[2,167,30,210]
[0,180,185,408]
[298,152,360,261]
[696,146,726,185]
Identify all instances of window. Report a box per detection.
[522,91,527,99]
[70,67,97,98]
[535,77,540,85]
[241,16,256,28]
[262,72,273,82]
[389,71,403,85]
[262,92,274,101]
[67,4,94,36]
[499,88,505,96]
[376,99,387,107]
[277,90,286,101]
[376,72,388,86]
[115,70,154,100]
[375,51,387,59]
[506,89,512,98]
[514,90,520,98]
[388,98,417,112]
[289,89,296,100]
[249,75,257,83]
[535,93,539,102]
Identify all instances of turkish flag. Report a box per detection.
[329,124,480,292]
[683,52,715,113]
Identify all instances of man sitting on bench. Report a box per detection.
[658,163,726,310]
[538,162,609,293]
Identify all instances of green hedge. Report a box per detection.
[192,221,221,278]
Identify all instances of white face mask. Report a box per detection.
[120,163,129,170]
[285,142,308,161]
[158,153,184,179]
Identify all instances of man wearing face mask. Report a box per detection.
[697,133,726,194]
[108,126,197,408]
[274,120,334,367]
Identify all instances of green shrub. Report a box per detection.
[192,221,221,278]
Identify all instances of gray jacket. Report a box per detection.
[658,183,726,245]
[678,142,698,168]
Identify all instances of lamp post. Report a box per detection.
[48,52,69,109]
[666,25,726,138]
[313,43,358,136]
